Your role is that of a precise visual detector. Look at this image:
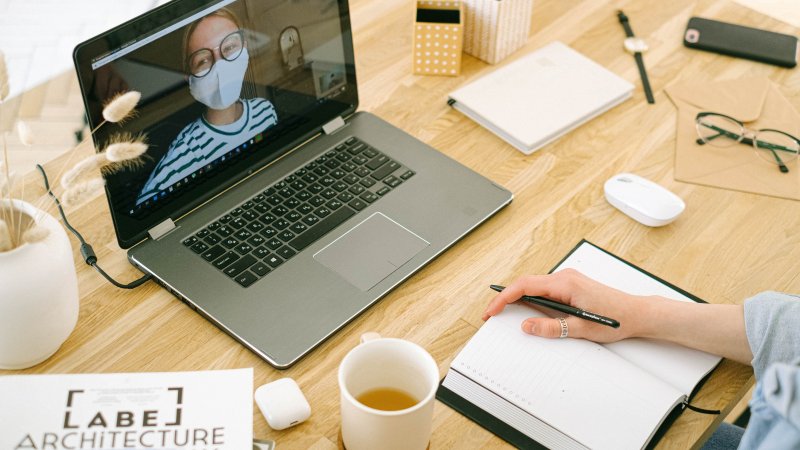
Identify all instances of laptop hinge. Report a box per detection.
[148,218,177,240]
[322,116,347,135]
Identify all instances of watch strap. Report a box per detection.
[618,10,655,104]
[634,53,655,103]
[617,11,635,38]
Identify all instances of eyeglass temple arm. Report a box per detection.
[697,123,790,172]
[750,139,790,172]
[696,123,742,145]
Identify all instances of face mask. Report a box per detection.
[189,48,249,110]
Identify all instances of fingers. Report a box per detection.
[522,318,562,338]
[482,279,527,320]
[482,270,582,321]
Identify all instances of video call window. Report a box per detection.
[86,0,350,216]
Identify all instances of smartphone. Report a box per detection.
[683,17,798,68]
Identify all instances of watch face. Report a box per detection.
[624,37,649,54]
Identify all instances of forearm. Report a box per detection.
[633,296,752,365]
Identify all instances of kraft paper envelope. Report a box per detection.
[665,77,800,200]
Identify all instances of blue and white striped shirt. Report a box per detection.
[137,98,277,204]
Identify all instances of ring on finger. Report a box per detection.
[558,317,568,339]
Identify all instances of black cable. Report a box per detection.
[36,164,152,289]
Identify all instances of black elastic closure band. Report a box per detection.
[683,401,722,415]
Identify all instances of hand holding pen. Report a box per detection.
[483,270,636,342]
[489,284,620,329]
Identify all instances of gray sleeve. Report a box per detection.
[744,291,800,379]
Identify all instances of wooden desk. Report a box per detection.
[6,0,800,448]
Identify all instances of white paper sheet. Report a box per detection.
[0,368,252,450]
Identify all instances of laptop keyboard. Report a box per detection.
[181,137,415,287]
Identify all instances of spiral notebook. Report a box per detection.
[437,241,722,450]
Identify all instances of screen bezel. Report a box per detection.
[73,0,359,248]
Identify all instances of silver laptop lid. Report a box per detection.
[73,0,359,248]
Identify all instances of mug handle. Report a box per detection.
[359,332,381,344]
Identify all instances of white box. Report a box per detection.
[462,0,534,64]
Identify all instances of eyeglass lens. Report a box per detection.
[189,31,244,78]
[695,114,743,147]
[753,130,800,166]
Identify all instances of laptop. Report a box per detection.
[73,0,512,368]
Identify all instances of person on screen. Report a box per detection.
[137,8,277,204]
[484,270,800,450]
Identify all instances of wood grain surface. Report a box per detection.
[5,0,800,449]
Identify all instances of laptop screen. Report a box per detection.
[74,0,358,247]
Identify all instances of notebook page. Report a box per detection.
[443,369,589,450]
[555,242,722,396]
[452,303,684,450]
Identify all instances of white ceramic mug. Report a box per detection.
[338,334,439,450]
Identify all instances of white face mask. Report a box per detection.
[189,48,249,110]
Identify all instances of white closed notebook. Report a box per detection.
[448,41,634,154]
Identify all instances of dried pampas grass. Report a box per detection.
[61,153,107,190]
[0,50,9,102]
[62,178,106,209]
[0,219,11,252]
[60,135,149,190]
[0,165,15,196]
[22,225,49,244]
[105,140,148,162]
[102,91,141,123]
[16,120,33,146]
[0,59,147,253]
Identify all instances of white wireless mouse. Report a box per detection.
[604,173,685,227]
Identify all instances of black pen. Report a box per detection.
[490,285,620,329]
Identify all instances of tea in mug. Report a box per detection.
[356,388,418,411]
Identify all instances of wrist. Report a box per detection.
[623,294,670,340]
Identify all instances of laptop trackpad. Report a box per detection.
[313,213,430,291]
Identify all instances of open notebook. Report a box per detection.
[438,241,722,450]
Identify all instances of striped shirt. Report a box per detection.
[137,98,277,204]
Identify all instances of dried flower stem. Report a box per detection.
[0,50,9,103]
[61,153,107,190]
[1,133,14,247]
[0,219,11,252]
[13,176,26,245]
[22,225,49,244]
[31,122,106,219]
[39,88,140,210]
[62,178,105,210]
[0,72,144,251]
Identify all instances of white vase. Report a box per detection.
[0,200,79,369]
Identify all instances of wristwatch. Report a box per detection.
[617,10,655,104]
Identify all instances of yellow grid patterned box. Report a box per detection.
[412,1,464,76]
